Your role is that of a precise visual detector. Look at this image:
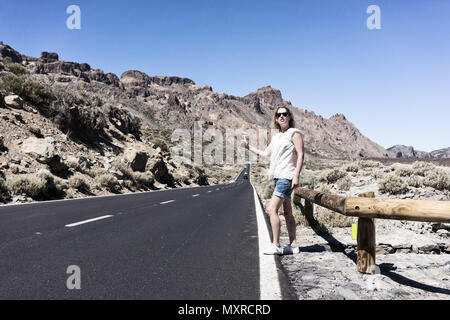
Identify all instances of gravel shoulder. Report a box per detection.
[278,216,450,300]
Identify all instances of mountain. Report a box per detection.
[0,42,397,160]
[387,145,450,159]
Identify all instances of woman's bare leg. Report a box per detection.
[283,198,297,247]
[265,195,285,246]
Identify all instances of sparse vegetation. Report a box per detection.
[406,175,423,188]
[68,174,91,193]
[0,178,10,202]
[152,138,169,153]
[316,206,353,232]
[423,169,450,191]
[95,174,121,192]
[357,160,382,169]
[299,169,318,188]
[394,166,414,177]
[411,161,436,177]
[341,163,359,173]
[133,171,155,189]
[319,169,346,184]
[108,105,142,138]
[337,176,352,191]
[7,171,65,200]
[378,173,408,195]
[263,180,275,199]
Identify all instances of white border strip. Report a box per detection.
[250,182,282,300]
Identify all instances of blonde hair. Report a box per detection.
[273,106,295,132]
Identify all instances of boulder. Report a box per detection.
[78,156,91,170]
[48,155,69,174]
[21,137,55,163]
[40,52,59,62]
[125,150,149,172]
[147,157,175,186]
[4,95,23,109]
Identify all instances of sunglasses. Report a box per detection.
[276,112,289,118]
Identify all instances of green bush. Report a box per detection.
[0,73,54,106]
[378,174,408,195]
[6,63,27,75]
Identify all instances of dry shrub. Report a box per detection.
[68,173,91,193]
[0,178,10,202]
[317,206,353,229]
[133,171,155,189]
[263,180,274,199]
[95,174,121,192]
[423,169,450,191]
[378,174,408,195]
[357,160,383,169]
[341,163,359,173]
[7,171,65,200]
[299,169,318,188]
[394,166,414,177]
[406,175,424,188]
[337,176,352,191]
[319,169,346,184]
[412,161,436,177]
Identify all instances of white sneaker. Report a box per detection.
[263,243,283,255]
[283,245,300,255]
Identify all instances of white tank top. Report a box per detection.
[268,127,304,180]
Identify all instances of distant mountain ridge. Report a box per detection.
[2,41,447,160]
[387,145,450,159]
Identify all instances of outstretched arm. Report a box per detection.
[242,138,272,158]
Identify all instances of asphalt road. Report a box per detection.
[0,164,287,299]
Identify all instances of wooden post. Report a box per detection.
[357,192,376,274]
[304,199,316,227]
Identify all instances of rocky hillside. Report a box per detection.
[0,42,396,159]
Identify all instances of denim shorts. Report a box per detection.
[273,178,293,199]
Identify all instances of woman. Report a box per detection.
[243,106,304,255]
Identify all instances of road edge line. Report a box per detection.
[250,182,282,300]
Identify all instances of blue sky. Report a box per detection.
[1,0,449,152]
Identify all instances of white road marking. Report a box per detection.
[250,182,282,300]
[160,200,175,204]
[207,191,212,193]
[192,194,200,197]
[65,215,114,228]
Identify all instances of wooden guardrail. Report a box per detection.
[293,187,450,274]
